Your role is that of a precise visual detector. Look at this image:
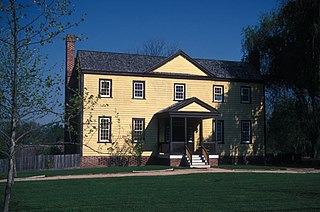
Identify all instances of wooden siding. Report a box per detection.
[153,55,208,76]
[82,74,264,157]
[178,102,211,112]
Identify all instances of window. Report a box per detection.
[213,85,224,102]
[132,118,145,142]
[241,86,251,103]
[213,120,224,144]
[241,120,251,144]
[174,83,185,101]
[99,117,111,142]
[133,81,145,99]
[99,79,112,97]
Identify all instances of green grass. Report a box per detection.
[0,165,172,179]
[219,164,288,170]
[1,173,319,211]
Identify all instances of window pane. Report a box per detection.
[175,84,184,100]
[214,86,223,102]
[100,117,110,142]
[100,80,111,97]
[241,121,251,143]
[133,119,144,142]
[241,87,250,103]
[134,82,144,98]
[217,121,223,143]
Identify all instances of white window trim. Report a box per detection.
[213,119,224,144]
[133,81,144,99]
[241,121,251,144]
[174,84,185,101]
[217,121,224,144]
[241,87,251,103]
[100,79,111,98]
[99,117,111,142]
[213,85,223,103]
[132,118,145,143]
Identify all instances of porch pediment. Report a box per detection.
[157,97,220,118]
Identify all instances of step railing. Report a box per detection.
[201,144,209,165]
[185,145,192,165]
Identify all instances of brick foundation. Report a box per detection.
[80,156,151,168]
[219,156,265,165]
[209,158,219,167]
[170,158,182,167]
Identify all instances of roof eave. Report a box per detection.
[80,69,264,83]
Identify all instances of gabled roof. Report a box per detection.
[77,50,262,81]
[157,97,220,118]
[145,50,214,77]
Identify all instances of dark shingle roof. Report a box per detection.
[77,50,262,81]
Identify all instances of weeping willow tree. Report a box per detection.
[242,0,320,158]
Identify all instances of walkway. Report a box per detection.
[1,167,319,183]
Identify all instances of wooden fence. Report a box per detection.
[0,154,80,173]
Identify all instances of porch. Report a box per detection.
[156,97,220,167]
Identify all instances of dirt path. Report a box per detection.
[1,168,319,183]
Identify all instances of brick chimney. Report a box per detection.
[65,34,78,154]
[65,34,76,87]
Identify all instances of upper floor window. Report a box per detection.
[132,118,145,142]
[241,120,251,144]
[133,81,145,99]
[241,86,251,103]
[99,79,112,98]
[174,83,185,101]
[213,85,224,103]
[99,116,111,142]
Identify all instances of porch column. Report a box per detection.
[170,116,173,154]
[214,118,218,154]
[157,117,159,153]
[184,117,187,154]
[200,118,203,145]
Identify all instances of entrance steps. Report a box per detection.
[187,155,210,168]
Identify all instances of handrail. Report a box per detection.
[185,145,192,165]
[201,144,209,165]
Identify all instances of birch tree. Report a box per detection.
[0,0,83,211]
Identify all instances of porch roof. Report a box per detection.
[156,97,220,118]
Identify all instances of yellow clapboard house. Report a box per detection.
[65,34,265,168]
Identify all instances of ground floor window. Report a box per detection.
[213,120,224,144]
[241,120,251,144]
[99,116,111,142]
[132,118,145,142]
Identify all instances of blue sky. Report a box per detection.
[40,0,280,122]
[46,0,279,70]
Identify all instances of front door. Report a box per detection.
[187,118,201,152]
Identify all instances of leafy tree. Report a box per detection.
[268,97,309,155]
[0,0,83,211]
[134,38,179,56]
[242,0,320,158]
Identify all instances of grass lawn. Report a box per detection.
[0,173,319,211]
[0,165,173,180]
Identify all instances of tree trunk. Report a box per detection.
[3,1,18,211]
[311,140,318,158]
[2,145,15,212]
